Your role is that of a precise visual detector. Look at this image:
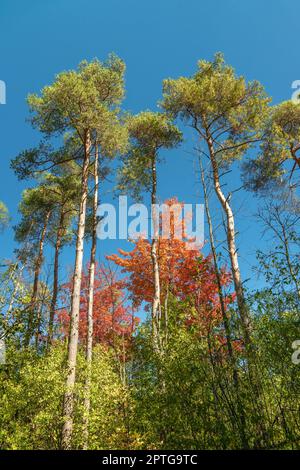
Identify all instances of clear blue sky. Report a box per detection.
[0,0,299,290]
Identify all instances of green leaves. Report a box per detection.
[0,344,127,449]
[4,52,300,451]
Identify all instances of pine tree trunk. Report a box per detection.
[199,158,248,449]
[47,209,64,346]
[204,130,269,446]
[83,144,99,450]
[205,133,252,347]
[61,130,91,450]
[150,155,161,352]
[24,210,51,347]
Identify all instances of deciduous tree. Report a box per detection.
[118,112,182,350]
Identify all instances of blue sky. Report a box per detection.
[0,0,299,291]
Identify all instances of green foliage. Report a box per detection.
[14,183,53,245]
[118,111,182,200]
[243,101,300,192]
[2,52,300,451]
[0,344,129,449]
[0,346,65,449]
[0,201,9,231]
[0,262,31,341]
[263,101,300,166]
[27,55,126,139]
[162,53,269,164]
[127,111,182,150]
[128,292,300,450]
[26,55,129,166]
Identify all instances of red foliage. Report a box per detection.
[107,198,234,333]
[58,263,138,350]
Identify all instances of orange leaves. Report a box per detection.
[60,198,234,347]
[58,263,138,350]
[107,199,233,332]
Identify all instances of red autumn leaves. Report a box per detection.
[59,198,234,349]
[108,232,233,332]
[59,264,137,349]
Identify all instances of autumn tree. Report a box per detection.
[59,263,136,351]
[108,198,232,339]
[118,112,182,351]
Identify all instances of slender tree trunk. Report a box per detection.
[199,158,248,448]
[83,143,99,450]
[61,130,91,450]
[150,156,167,441]
[203,129,270,447]
[24,210,51,347]
[205,132,252,347]
[199,159,234,359]
[150,155,161,352]
[47,209,65,346]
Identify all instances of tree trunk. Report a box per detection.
[24,210,51,347]
[47,209,65,346]
[150,155,161,352]
[204,130,269,447]
[205,132,252,347]
[61,130,91,450]
[290,144,300,173]
[83,143,99,450]
[199,158,248,449]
